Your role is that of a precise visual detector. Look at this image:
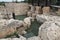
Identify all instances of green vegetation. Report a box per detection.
[15,15,27,20]
[0,2,5,6]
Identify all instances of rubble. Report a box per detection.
[38,21,60,40]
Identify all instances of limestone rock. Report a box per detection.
[5,3,29,15]
[0,19,26,38]
[23,17,32,29]
[27,36,41,40]
[39,21,60,40]
[0,11,13,19]
[36,14,60,23]
[36,15,47,23]
[27,11,32,17]
[35,6,42,14]
[42,7,51,15]
[30,6,35,13]
[8,19,27,35]
[31,13,36,21]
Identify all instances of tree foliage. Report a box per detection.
[0,2,5,6]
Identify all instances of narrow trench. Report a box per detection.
[6,15,42,38]
[23,19,42,38]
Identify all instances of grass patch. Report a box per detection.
[15,15,27,20]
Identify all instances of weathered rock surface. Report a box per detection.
[0,19,26,38]
[36,14,60,23]
[27,36,41,40]
[5,3,29,15]
[23,17,32,29]
[39,21,60,40]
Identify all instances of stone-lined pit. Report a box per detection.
[15,15,42,38]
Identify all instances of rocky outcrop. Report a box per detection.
[39,21,60,40]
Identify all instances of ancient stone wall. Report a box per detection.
[0,3,29,16]
[5,3,29,15]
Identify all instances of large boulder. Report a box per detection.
[0,19,26,38]
[39,21,60,40]
[23,17,32,29]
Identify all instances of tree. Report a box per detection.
[24,0,36,5]
[0,1,5,6]
[16,0,18,3]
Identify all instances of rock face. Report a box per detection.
[27,36,41,40]
[0,19,26,38]
[39,21,60,40]
[36,14,60,23]
[5,3,29,15]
